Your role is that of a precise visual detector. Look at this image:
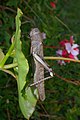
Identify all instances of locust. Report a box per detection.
[30,28,53,101]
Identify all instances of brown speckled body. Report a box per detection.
[30,28,45,101]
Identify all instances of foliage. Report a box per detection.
[0,0,80,120]
[14,8,38,119]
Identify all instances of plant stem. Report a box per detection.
[1,69,16,79]
[3,63,18,69]
[0,41,15,68]
[44,56,80,63]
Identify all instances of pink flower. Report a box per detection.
[56,36,79,65]
[50,2,56,8]
[58,60,66,65]
[65,43,79,56]
[62,49,68,57]
[56,50,67,65]
[56,49,68,57]
[56,49,62,56]
[70,36,74,44]
[59,39,68,47]
[68,54,75,59]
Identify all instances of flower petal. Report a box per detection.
[59,39,68,47]
[71,49,79,56]
[61,60,66,65]
[56,50,62,56]
[68,54,74,59]
[70,36,74,44]
[62,49,67,57]
[65,43,72,53]
[74,56,79,60]
[50,2,56,8]
[58,60,66,65]
[72,44,79,49]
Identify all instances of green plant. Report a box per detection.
[0,1,80,120]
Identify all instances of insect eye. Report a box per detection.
[34,28,38,32]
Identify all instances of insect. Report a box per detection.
[30,28,53,101]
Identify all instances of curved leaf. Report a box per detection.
[14,8,38,119]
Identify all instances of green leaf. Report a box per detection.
[0,49,4,63]
[19,87,38,119]
[14,8,38,119]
